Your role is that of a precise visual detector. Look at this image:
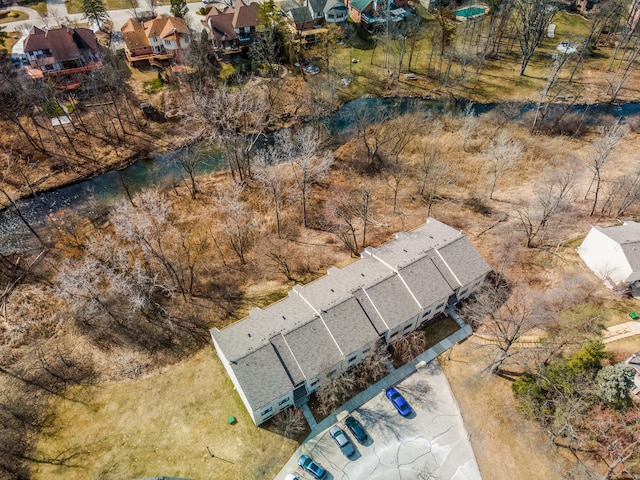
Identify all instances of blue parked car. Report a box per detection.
[298,454,326,479]
[385,387,411,416]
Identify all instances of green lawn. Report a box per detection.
[31,348,299,480]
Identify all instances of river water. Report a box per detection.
[1,97,639,254]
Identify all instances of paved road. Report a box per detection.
[275,359,481,480]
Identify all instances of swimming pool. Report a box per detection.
[455,6,487,18]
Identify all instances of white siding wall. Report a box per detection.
[578,228,633,286]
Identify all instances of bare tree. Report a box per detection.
[463,282,550,375]
[213,183,258,265]
[414,126,454,216]
[460,104,478,152]
[391,330,427,363]
[351,349,389,388]
[253,143,289,238]
[270,406,307,438]
[515,159,578,248]
[281,128,333,227]
[513,0,557,76]
[315,369,356,416]
[598,167,640,219]
[585,121,627,216]
[484,131,522,199]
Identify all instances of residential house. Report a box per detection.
[211,218,491,425]
[578,221,640,297]
[282,0,348,29]
[202,0,260,53]
[121,15,191,67]
[23,26,102,89]
[347,0,410,26]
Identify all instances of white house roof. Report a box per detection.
[211,218,491,412]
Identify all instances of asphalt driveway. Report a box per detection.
[275,359,481,480]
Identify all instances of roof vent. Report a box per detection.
[330,288,335,292]
[282,315,286,320]
[247,333,252,337]
[361,273,365,277]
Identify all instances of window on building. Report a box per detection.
[348,355,357,363]
[362,348,370,355]
[460,289,468,296]
[310,380,318,387]
[404,324,413,331]
[152,36,158,42]
[164,40,171,46]
[261,406,273,416]
[422,310,431,318]
[389,331,399,339]
[436,303,444,310]
[245,26,251,33]
[328,13,334,19]
[278,397,290,406]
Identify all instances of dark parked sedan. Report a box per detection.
[345,415,368,443]
[385,387,412,416]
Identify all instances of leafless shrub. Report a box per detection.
[268,407,308,439]
[391,330,427,363]
[315,371,356,416]
[351,348,389,388]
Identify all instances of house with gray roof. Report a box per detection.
[210,218,491,425]
[578,221,640,297]
[281,0,347,31]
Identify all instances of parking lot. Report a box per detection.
[275,360,481,480]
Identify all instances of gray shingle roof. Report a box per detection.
[399,256,454,308]
[212,292,317,361]
[595,222,640,273]
[365,274,422,330]
[285,317,343,377]
[322,297,380,355]
[270,333,305,385]
[230,344,294,410]
[438,237,492,286]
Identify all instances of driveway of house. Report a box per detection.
[275,360,481,480]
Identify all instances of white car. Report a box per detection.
[284,475,301,480]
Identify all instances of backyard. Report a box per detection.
[30,348,300,480]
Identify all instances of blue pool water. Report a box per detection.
[456,6,486,18]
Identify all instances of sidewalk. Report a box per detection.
[602,320,640,343]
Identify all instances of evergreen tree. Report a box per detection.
[170,0,188,19]
[0,26,8,48]
[82,0,110,31]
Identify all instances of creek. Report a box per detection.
[1,97,639,254]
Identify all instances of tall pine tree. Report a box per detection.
[82,0,110,31]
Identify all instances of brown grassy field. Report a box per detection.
[31,348,300,480]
